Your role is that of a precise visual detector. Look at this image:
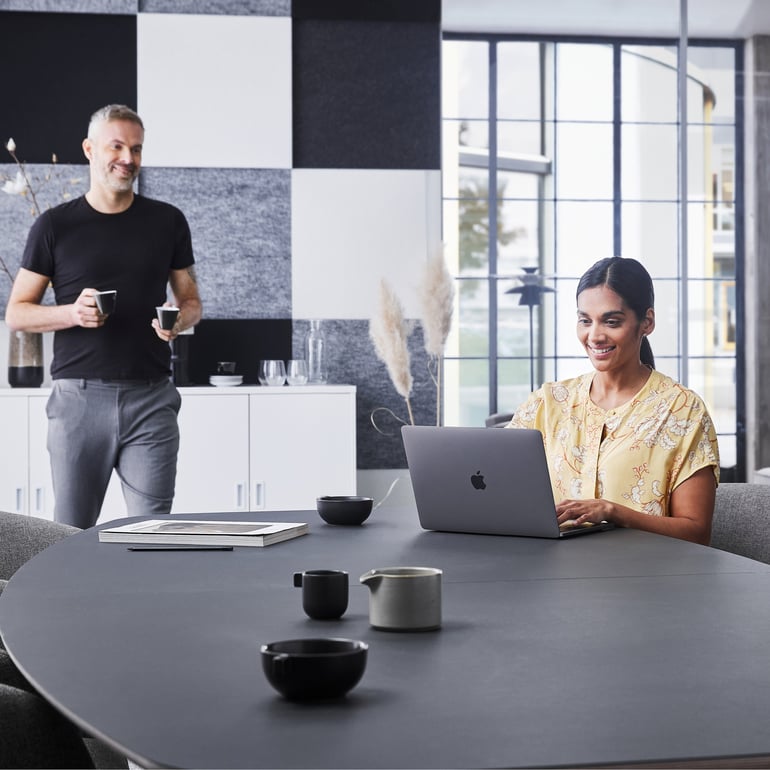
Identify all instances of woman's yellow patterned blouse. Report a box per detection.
[507,369,720,517]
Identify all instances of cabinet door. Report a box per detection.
[0,396,30,515]
[27,395,56,520]
[172,394,250,514]
[249,392,356,511]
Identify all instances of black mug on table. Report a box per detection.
[293,569,349,620]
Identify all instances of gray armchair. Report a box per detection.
[0,511,128,769]
[0,511,79,600]
[710,482,770,564]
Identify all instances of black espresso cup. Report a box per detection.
[156,306,180,331]
[94,290,117,315]
[293,570,349,620]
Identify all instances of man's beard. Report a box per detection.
[101,164,138,192]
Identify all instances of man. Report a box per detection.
[5,104,202,528]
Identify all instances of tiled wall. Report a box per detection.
[0,0,442,469]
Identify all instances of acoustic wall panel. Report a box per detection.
[293,17,441,169]
[291,0,440,23]
[140,0,289,13]
[291,169,442,320]
[0,1,136,13]
[0,11,136,164]
[0,163,88,310]
[137,13,292,168]
[140,168,291,319]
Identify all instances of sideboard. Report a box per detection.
[0,385,356,524]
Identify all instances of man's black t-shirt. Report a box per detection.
[22,195,195,380]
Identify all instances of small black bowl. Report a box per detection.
[260,638,368,700]
[316,496,373,526]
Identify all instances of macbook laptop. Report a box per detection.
[401,425,614,539]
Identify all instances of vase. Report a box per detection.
[304,319,328,384]
[8,329,44,387]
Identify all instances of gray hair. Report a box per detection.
[87,104,144,138]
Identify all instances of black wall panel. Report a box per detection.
[292,18,440,169]
[0,12,136,164]
[292,0,440,23]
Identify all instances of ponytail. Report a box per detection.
[641,336,655,369]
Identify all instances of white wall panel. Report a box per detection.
[291,169,442,320]
[137,14,291,168]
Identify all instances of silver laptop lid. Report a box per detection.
[402,425,562,538]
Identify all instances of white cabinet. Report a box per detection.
[249,390,357,511]
[171,393,251,513]
[1,385,357,520]
[27,394,55,519]
[172,387,357,513]
[0,393,58,518]
[0,395,33,515]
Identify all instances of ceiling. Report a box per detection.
[441,0,770,38]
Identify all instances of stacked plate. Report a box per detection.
[209,375,243,387]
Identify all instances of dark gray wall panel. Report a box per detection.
[0,1,137,12]
[293,319,436,469]
[139,0,289,14]
[0,12,136,164]
[0,162,88,309]
[293,18,441,169]
[140,168,291,319]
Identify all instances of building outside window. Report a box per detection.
[441,35,742,479]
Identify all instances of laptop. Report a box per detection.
[401,425,615,539]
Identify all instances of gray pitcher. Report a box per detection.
[359,566,442,631]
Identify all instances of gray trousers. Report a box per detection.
[47,378,182,529]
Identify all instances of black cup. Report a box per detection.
[293,570,349,620]
[94,290,117,315]
[156,306,180,330]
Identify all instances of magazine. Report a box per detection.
[98,519,308,547]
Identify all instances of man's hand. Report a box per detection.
[70,289,107,328]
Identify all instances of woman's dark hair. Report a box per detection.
[576,256,655,369]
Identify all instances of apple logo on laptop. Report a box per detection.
[470,471,486,490]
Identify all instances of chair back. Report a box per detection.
[711,483,770,564]
[0,512,78,583]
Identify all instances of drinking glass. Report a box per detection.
[286,359,309,386]
[259,360,286,387]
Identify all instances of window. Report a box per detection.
[442,36,742,477]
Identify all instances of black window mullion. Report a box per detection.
[488,41,499,416]
[613,42,622,256]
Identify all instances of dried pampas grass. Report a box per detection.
[369,278,415,427]
[419,247,454,359]
[419,246,454,425]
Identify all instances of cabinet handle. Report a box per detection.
[34,486,45,515]
[235,483,246,510]
[254,481,265,510]
[15,487,24,514]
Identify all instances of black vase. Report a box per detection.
[8,330,44,388]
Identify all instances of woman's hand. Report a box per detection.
[556,498,613,526]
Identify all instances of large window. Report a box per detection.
[441,36,742,478]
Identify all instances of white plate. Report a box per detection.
[209,375,243,387]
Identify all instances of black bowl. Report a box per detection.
[316,496,373,526]
[260,638,368,700]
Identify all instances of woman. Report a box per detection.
[507,257,719,544]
